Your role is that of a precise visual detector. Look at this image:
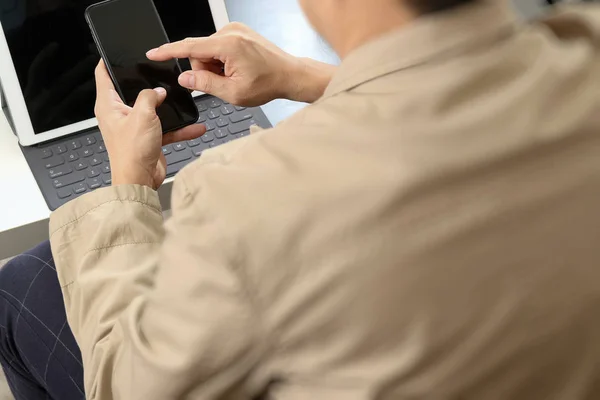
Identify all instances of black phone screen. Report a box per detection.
[86,0,199,133]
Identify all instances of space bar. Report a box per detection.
[53,172,85,188]
[166,149,192,165]
[229,119,256,134]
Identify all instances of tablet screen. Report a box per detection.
[0,0,216,135]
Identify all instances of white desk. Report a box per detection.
[0,0,338,260]
[0,111,51,259]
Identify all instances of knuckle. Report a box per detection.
[136,106,154,117]
[139,88,155,98]
[219,23,234,33]
[94,102,107,119]
[229,92,245,106]
[137,91,148,102]
[236,34,249,46]
[225,34,244,50]
[136,90,155,107]
[228,22,246,31]
[197,73,212,93]
[183,37,199,49]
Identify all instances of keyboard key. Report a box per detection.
[230,112,253,124]
[56,144,67,154]
[197,114,207,123]
[103,154,110,162]
[69,140,82,150]
[48,164,73,179]
[208,109,220,119]
[102,164,111,174]
[215,128,228,139]
[73,183,87,194]
[88,168,101,178]
[209,143,216,148]
[41,148,53,159]
[81,148,94,158]
[57,188,72,199]
[209,99,222,108]
[84,136,97,146]
[75,161,88,171]
[44,156,65,169]
[234,106,246,111]
[96,144,107,153]
[229,119,257,135]
[192,148,203,157]
[53,172,85,188]
[88,178,102,189]
[216,118,228,128]
[173,143,186,152]
[201,132,215,143]
[102,174,112,185]
[67,153,79,162]
[197,102,208,112]
[205,121,215,131]
[187,139,201,147]
[165,148,192,165]
[162,146,172,155]
[166,160,189,176]
[221,105,235,115]
[90,157,102,166]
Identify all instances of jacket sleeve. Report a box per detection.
[542,4,600,48]
[49,183,264,400]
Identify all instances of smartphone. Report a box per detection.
[85,0,199,134]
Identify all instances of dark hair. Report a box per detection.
[405,0,478,14]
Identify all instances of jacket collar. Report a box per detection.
[323,0,520,98]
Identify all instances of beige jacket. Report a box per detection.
[50,2,600,399]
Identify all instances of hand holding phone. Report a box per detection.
[92,60,205,189]
[85,0,199,134]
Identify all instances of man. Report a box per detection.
[1,0,600,398]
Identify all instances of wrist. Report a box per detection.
[112,176,154,188]
[111,165,155,189]
[282,58,335,103]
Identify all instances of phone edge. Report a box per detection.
[85,1,129,104]
[148,0,200,131]
[86,0,199,134]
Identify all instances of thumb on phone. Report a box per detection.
[133,87,167,116]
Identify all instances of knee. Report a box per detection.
[0,241,54,300]
[0,242,54,291]
[0,241,55,356]
[0,255,30,366]
[0,256,25,295]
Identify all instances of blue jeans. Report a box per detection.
[0,242,85,399]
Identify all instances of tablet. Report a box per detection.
[0,0,229,146]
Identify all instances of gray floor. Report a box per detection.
[0,259,12,399]
[0,375,9,400]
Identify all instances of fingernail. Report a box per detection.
[146,48,158,57]
[153,87,167,96]
[179,73,195,89]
